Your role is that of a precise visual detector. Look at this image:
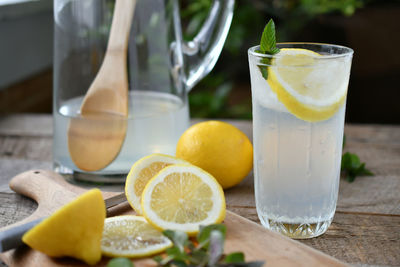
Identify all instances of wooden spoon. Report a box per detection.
[67,0,137,172]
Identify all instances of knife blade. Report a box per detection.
[0,192,127,253]
[105,192,127,216]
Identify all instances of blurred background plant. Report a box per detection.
[0,0,398,123]
[180,0,400,122]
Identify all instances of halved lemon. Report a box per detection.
[125,153,188,215]
[101,215,172,258]
[267,48,351,122]
[141,164,226,236]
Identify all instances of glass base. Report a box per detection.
[54,163,127,184]
[258,215,332,239]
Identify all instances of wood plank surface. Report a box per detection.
[0,170,346,267]
[1,114,400,266]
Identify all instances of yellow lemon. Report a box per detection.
[141,164,226,236]
[101,215,172,258]
[267,48,351,122]
[22,189,105,265]
[125,153,188,215]
[176,121,253,189]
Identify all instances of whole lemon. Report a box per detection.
[176,121,253,189]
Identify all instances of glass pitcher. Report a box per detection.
[53,0,234,183]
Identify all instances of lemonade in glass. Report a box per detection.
[248,43,353,238]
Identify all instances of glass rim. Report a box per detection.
[248,42,354,59]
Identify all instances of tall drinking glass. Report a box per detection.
[248,43,353,238]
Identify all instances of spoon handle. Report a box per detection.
[107,0,137,52]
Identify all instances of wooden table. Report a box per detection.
[0,114,399,266]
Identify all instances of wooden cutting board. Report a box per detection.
[0,170,347,267]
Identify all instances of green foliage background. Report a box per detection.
[181,0,367,119]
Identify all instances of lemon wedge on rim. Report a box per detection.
[267,48,351,122]
[141,164,226,236]
[101,215,172,258]
[125,153,188,215]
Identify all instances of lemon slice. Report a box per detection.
[22,189,105,265]
[141,164,226,236]
[125,153,188,215]
[101,215,172,258]
[267,48,351,122]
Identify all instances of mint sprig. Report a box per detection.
[107,257,134,267]
[154,224,264,267]
[341,134,373,183]
[259,19,280,55]
[257,19,280,79]
[341,152,373,183]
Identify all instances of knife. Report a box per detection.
[0,192,127,253]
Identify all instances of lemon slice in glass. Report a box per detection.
[267,48,351,122]
[125,153,188,215]
[141,164,226,236]
[101,215,172,258]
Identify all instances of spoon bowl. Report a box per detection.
[67,0,137,172]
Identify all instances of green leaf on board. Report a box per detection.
[209,230,225,265]
[224,252,245,263]
[197,224,227,249]
[106,258,134,267]
[154,224,265,267]
[163,230,188,253]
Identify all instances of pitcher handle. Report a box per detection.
[182,0,234,91]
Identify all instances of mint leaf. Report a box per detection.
[341,152,374,182]
[163,230,188,253]
[208,230,224,265]
[257,19,280,80]
[107,258,134,267]
[169,260,187,267]
[189,249,209,266]
[197,224,226,249]
[258,63,270,80]
[224,252,245,263]
[217,261,264,267]
[260,19,279,54]
[166,246,190,261]
[153,255,164,264]
[155,225,265,267]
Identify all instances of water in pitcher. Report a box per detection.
[53,91,189,180]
